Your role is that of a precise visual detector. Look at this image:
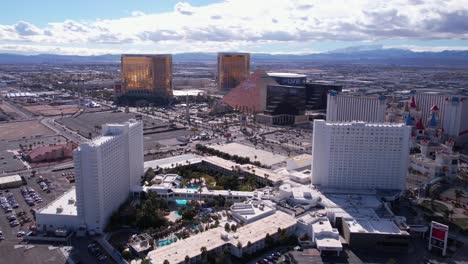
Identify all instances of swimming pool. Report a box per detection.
[175,211,181,217]
[185,185,199,190]
[157,238,176,247]
[175,199,188,206]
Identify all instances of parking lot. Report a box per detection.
[0,169,74,241]
[57,111,161,139]
[65,236,116,264]
[0,135,68,173]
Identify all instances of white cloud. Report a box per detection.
[384,44,468,52]
[131,10,145,17]
[0,0,468,54]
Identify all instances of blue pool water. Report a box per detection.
[175,199,188,206]
[185,185,199,190]
[175,211,181,217]
[157,238,176,247]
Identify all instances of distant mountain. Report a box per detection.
[1,48,468,67]
[328,44,384,54]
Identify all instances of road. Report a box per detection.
[40,116,87,143]
[2,99,33,119]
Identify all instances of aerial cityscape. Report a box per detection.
[1,1,468,264]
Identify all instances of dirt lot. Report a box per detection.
[0,103,21,120]
[0,120,56,141]
[23,105,79,117]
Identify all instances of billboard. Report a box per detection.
[428,221,448,256]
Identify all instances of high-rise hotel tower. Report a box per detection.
[120,54,173,97]
[217,52,250,92]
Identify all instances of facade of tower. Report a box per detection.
[121,54,173,96]
[74,120,144,233]
[217,53,250,92]
[311,120,411,190]
[326,92,387,122]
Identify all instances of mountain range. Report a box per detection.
[1,47,468,67]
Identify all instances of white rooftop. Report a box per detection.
[231,200,275,221]
[147,211,296,264]
[346,218,407,235]
[0,175,22,185]
[203,156,238,170]
[240,164,288,183]
[312,218,342,251]
[144,154,202,170]
[321,120,407,128]
[267,72,307,78]
[37,188,77,216]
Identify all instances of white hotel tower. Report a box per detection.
[326,91,387,122]
[311,120,411,191]
[74,119,144,233]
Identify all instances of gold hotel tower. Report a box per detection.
[217,52,250,92]
[121,54,173,96]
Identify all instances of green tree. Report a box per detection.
[184,255,190,263]
[136,193,168,229]
[236,241,242,250]
[200,246,208,262]
[163,260,170,264]
[224,223,230,232]
[265,233,274,246]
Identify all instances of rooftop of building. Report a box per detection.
[203,155,238,170]
[144,154,202,170]
[320,193,383,210]
[0,174,22,185]
[151,174,182,189]
[26,143,73,159]
[239,164,288,183]
[316,119,408,128]
[267,72,307,78]
[37,188,77,216]
[230,200,275,221]
[122,54,172,57]
[287,154,312,163]
[218,52,250,56]
[312,218,342,250]
[147,211,296,264]
[345,218,408,235]
[129,233,153,253]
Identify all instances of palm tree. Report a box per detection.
[236,242,242,251]
[200,246,208,262]
[455,189,464,203]
[184,255,190,263]
[163,260,170,264]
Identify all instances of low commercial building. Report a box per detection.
[286,154,312,171]
[36,188,82,232]
[0,175,23,189]
[24,142,75,163]
[147,211,297,264]
[341,218,410,250]
[239,164,288,186]
[128,233,154,256]
[327,207,410,250]
[311,217,342,255]
[230,200,276,224]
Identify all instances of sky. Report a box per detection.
[1,0,468,55]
